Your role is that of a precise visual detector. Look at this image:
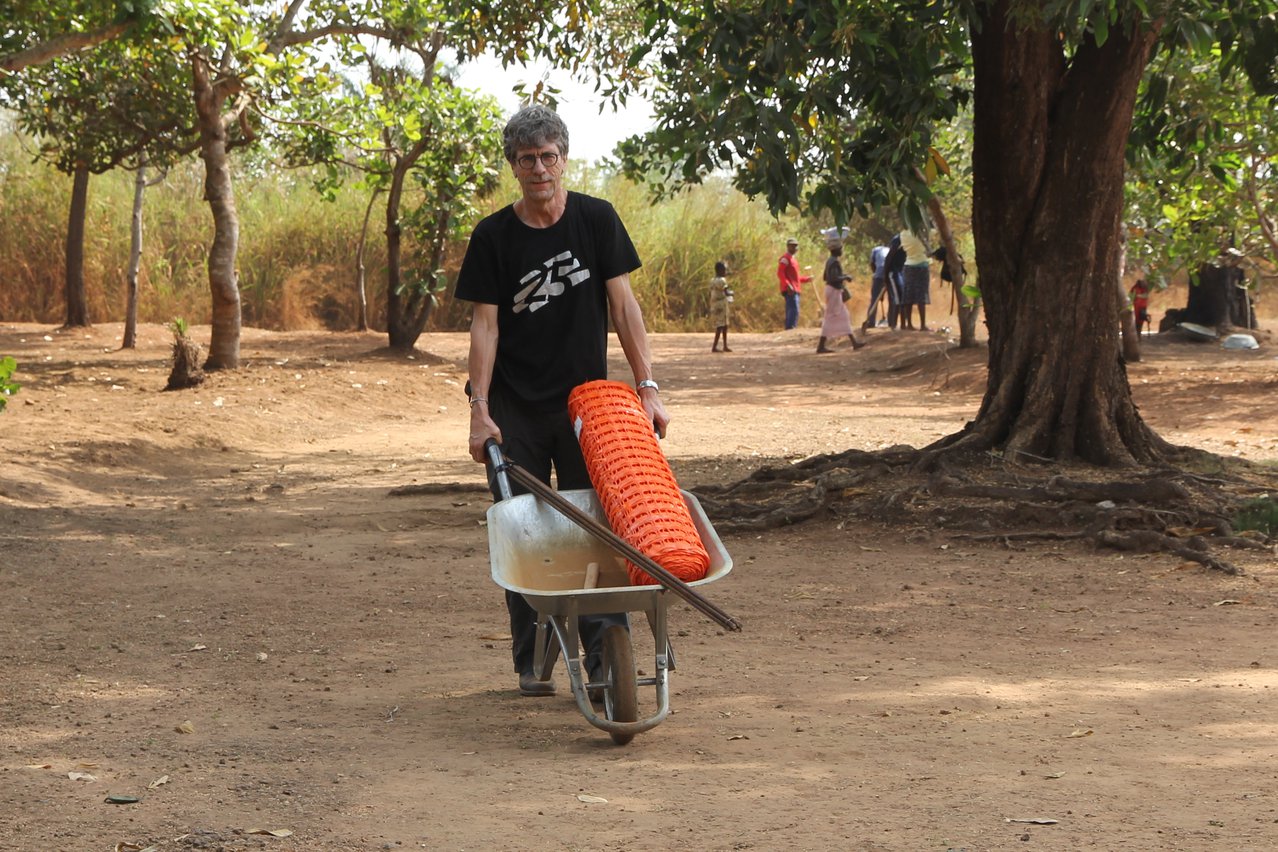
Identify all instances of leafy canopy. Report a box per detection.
[619,0,1278,231]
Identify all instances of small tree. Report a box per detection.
[276,50,504,351]
[2,37,193,328]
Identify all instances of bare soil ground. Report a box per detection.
[2,318,1277,852]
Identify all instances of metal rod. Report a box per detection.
[488,441,741,632]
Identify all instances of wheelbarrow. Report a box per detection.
[484,441,737,745]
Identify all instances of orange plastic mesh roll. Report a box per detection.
[568,380,710,586]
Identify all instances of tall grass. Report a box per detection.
[1,124,833,334]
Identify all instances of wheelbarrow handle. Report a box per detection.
[484,438,514,501]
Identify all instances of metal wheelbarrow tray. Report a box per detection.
[487,487,733,745]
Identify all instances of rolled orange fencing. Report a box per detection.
[568,380,710,586]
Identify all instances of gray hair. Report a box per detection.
[503,105,570,164]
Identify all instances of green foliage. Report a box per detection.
[620,0,1278,236]
[168,316,188,337]
[1127,49,1278,280]
[0,356,18,413]
[1233,496,1278,538]
[1,34,194,176]
[619,0,973,225]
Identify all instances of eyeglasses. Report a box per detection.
[516,151,561,170]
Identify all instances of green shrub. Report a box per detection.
[1233,496,1278,538]
[0,356,18,413]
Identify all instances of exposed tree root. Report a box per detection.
[695,462,894,531]
[692,445,1276,575]
[1093,530,1242,575]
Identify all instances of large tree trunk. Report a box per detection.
[63,164,91,328]
[1183,263,1240,332]
[123,157,147,349]
[193,53,241,370]
[947,3,1172,466]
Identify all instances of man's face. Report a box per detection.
[787,242,799,255]
[513,142,566,204]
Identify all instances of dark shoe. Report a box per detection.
[518,672,555,697]
[851,338,865,350]
[816,347,833,354]
[722,346,733,352]
[712,346,720,352]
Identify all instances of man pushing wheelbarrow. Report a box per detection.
[455,107,738,744]
[455,104,672,700]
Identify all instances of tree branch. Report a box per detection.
[0,22,132,75]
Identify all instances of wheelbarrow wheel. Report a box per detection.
[601,624,638,745]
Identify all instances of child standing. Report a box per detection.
[1129,278,1151,335]
[710,261,733,352]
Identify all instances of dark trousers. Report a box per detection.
[866,274,901,328]
[485,389,628,678]
[783,291,800,329]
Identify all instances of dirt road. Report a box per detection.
[2,321,1276,851]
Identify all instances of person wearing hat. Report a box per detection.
[777,238,812,330]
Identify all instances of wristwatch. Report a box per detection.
[636,379,659,393]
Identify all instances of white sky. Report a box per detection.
[453,55,654,164]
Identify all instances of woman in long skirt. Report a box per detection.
[817,244,865,353]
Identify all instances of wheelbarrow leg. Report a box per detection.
[531,614,561,682]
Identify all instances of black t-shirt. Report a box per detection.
[455,191,642,409]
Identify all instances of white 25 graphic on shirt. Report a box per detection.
[512,251,591,314]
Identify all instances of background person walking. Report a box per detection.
[777,237,812,330]
[817,239,865,353]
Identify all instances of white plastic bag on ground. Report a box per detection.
[1222,334,1259,350]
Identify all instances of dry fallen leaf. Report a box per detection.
[1065,728,1093,738]
[1044,772,1066,779]
[175,720,195,734]
[1166,526,1219,538]
[1213,599,1243,607]
[576,794,608,804]
[147,774,170,789]
[68,771,97,782]
[188,644,208,652]
[1006,818,1059,825]
[727,734,750,741]
[479,634,512,641]
[25,763,52,770]
[245,829,293,837]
